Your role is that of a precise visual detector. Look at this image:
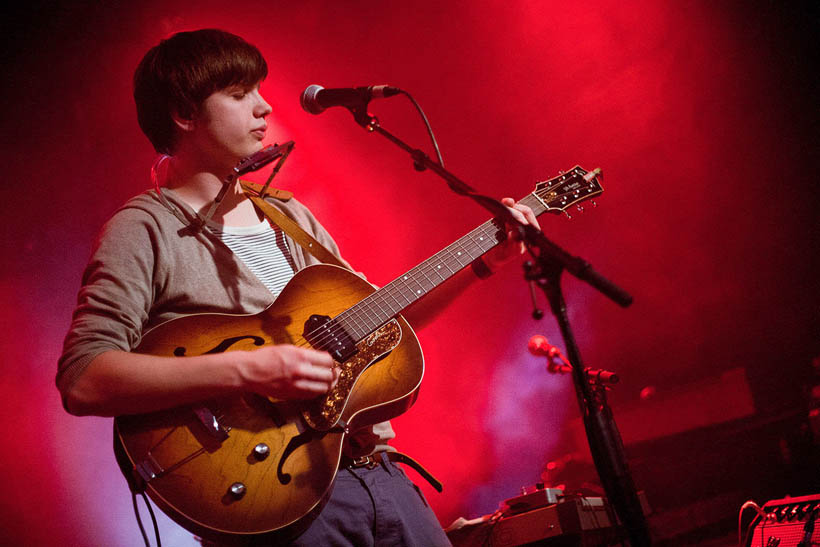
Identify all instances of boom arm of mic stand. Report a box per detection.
[521,224,633,308]
[351,111,633,309]
[354,113,517,224]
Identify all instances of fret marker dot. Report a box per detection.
[417,290,421,294]
[457,252,462,256]
[403,276,408,280]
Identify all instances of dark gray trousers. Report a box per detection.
[289,453,451,547]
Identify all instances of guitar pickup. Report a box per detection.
[192,405,230,441]
[303,314,358,362]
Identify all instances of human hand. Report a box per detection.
[237,345,339,400]
[482,198,540,270]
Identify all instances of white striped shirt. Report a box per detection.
[207,220,296,297]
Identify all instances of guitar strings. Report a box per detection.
[296,184,589,353]
[303,188,556,348]
[299,218,501,352]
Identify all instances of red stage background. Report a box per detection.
[2,1,817,544]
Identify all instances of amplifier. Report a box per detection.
[749,494,820,547]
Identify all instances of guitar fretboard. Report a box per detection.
[335,193,546,341]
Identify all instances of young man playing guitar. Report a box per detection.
[57,29,539,546]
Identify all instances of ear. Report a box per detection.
[171,109,196,133]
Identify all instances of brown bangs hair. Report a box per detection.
[134,29,268,154]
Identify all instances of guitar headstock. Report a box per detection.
[533,166,603,214]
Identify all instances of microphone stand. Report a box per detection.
[345,107,650,546]
[525,248,649,546]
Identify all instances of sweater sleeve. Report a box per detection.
[56,207,162,404]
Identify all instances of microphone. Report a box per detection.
[300,84,401,115]
[528,335,561,358]
[528,335,619,385]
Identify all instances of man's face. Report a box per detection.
[189,83,271,166]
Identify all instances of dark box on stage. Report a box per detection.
[448,496,623,547]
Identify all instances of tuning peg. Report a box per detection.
[591,200,597,207]
[564,211,572,219]
[576,205,584,212]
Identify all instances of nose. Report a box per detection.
[253,89,272,118]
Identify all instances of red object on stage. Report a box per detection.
[749,494,820,547]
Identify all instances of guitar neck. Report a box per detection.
[335,193,546,341]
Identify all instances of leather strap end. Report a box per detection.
[386,451,443,493]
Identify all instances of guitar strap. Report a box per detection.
[239,180,348,269]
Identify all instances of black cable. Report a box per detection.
[141,491,163,547]
[131,490,162,547]
[399,90,445,167]
[132,491,151,547]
